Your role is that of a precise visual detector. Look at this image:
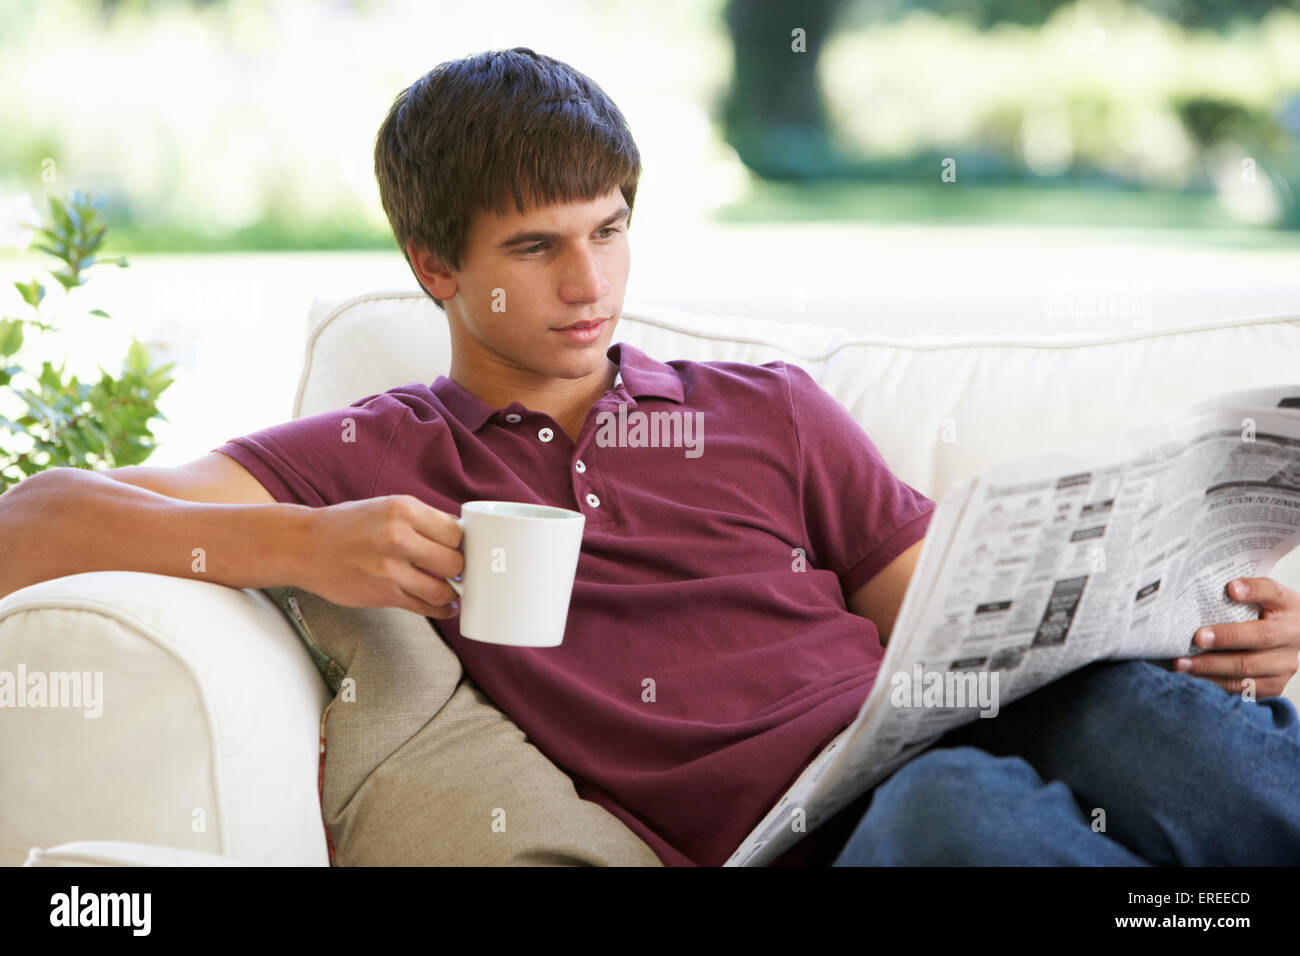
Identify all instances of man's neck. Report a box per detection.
[450,356,620,443]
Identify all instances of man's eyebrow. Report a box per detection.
[496,206,630,249]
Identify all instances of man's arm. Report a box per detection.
[0,453,310,600]
[846,538,924,647]
[101,452,277,504]
[0,452,464,617]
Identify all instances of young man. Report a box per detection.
[3,48,1299,867]
[220,46,941,865]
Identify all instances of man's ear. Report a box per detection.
[407,241,456,302]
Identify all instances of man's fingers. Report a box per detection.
[1175,648,1292,681]
[389,497,465,582]
[1194,615,1290,651]
[394,561,459,610]
[397,524,465,582]
[1201,675,1249,695]
[391,579,458,618]
[394,589,457,618]
[1183,577,1300,697]
[1226,576,1294,612]
[398,495,463,549]
[1199,674,1289,698]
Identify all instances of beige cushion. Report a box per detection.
[260,586,663,866]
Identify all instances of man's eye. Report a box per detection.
[520,229,620,256]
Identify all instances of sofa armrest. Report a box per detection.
[23,839,253,866]
[0,572,331,866]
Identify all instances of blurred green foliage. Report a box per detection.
[1,0,1297,243]
[723,0,1300,225]
[0,190,174,491]
[900,0,1300,27]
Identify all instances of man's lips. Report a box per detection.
[553,316,609,331]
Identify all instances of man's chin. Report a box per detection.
[541,353,615,383]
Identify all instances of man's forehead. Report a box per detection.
[479,188,624,232]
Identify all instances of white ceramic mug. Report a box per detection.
[445,501,586,647]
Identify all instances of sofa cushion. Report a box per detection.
[260,586,664,865]
[24,840,250,866]
[0,573,330,866]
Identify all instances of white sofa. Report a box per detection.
[3,290,1299,866]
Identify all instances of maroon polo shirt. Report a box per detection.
[213,341,935,866]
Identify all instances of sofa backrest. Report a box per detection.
[299,290,1300,502]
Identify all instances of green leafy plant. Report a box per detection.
[0,189,175,492]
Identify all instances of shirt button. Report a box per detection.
[585,492,600,508]
[505,413,521,423]
[538,427,554,442]
[575,459,586,473]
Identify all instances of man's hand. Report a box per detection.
[296,494,464,618]
[1174,576,1300,698]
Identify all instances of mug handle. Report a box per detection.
[446,516,465,597]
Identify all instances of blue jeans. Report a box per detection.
[832,659,1300,865]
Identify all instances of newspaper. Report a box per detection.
[725,384,1300,867]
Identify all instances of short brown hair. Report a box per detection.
[374,47,642,311]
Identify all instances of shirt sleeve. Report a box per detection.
[781,362,937,598]
[211,391,410,506]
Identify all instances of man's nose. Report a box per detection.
[560,245,610,302]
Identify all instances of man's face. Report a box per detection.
[415,186,631,383]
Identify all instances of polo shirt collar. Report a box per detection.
[431,341,684,433]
